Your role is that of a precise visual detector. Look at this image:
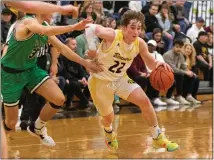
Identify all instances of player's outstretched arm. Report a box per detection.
[48,36,103,73]
[4,1,78,16]
[23,18,92,36]
[139,38,173,72]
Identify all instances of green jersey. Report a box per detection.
[1,16,48,70]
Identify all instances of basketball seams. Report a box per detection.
[149,66,174,91]
[160,70,166,91]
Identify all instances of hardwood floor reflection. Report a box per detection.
[8,102,212,159]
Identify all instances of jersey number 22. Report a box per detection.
[108,60,126,73]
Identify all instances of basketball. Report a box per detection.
[149,65,174,91]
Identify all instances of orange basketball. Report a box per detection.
[149,65,174,91]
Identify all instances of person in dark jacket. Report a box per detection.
[62,38,94,110]
[144,4,161,33]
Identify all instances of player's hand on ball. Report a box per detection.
[156,61,173,72]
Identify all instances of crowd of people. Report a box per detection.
[1,0,213,155]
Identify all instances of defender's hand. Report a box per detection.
[73,18,93,31]
[83,59,103,73]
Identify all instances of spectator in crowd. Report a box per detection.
[204,23,213,34]
[186,17,205,43]
[193,31,213,87]
[62,38,94,110]
[155,3,174,51]
[93,1,105,19]
[144,4,161,33]
[163,40,192,105]
[152,28,165,55]
[1,8,13,49]
[106,17,117,29]
[102,1,115,16]
[207,33,213,57]
[142,0,162,14]
[79,1,97,22]
[146,40,178,106]
[173,0,190,33]
[127,54,148,92]
[182,43,201,103]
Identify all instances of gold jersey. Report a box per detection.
[92,30,140,81]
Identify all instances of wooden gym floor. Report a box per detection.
[7,95,213,159]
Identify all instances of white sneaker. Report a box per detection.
[27,123,56,147]
[166,98,180,105]
[186,95,201,104]
[153,98,167,106]
[176,96,190,105]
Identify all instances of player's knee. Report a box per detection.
[5,120,17,130]
[138,97,151,109]
[54,95,65,106]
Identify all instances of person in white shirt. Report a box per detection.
[146,40,179,106]
[186,17,205,43]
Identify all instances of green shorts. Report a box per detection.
[1,65,49,106]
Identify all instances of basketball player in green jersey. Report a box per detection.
[1,12,102,147]
[85,10,178,152]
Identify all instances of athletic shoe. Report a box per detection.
[27,123,55,147]
[104,130,118,150]
[152,133,179,152]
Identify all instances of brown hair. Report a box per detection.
[120,10,146,30]
[160,3,173,21]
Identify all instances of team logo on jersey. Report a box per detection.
[113,53,132,61]
[128,79,135,84]
[28,40,46,59]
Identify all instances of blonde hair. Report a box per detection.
[183,43,196,67]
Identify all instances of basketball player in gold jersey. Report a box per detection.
[85,10,178,152]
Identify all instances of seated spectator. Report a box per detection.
[127,40,178,106]
[173,0,190,33]
[142,0,162,14]
[62,38,94,110]
[186,17,205,43]
[1,8,13,50]
[106,17,117,29]
[207,33,213,57]
[146,40,178,105]
[193,31,213,87]
[182,43,201,103]
[144,4,161,33]
[93,1,104,19]
[155,3,174,51]
[79,1,97,22]
[204,23,213,34]
[152,28,165,55]
[163,40,193,105]
[127,54,148,91]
